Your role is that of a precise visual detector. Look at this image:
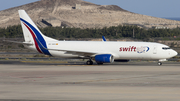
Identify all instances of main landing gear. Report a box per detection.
[86,60,104,65]
[86,59,93,65]
[86,58,104,65]
[158,62,162,66]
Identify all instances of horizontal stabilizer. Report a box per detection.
[3,40,33,45]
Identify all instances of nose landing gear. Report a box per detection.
[158,59,166,66]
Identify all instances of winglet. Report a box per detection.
[102,36,107,41]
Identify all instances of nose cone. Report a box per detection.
[171,50,178,57]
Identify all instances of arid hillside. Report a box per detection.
[0,0,180,29]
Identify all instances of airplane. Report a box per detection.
[16,10,178,65]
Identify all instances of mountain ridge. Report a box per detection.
[164,18,180,21]
[0,0,180,29]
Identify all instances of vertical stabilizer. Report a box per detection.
[18,10,57,55]
[18,10,57,42]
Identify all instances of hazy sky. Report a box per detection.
[0,0,179,18]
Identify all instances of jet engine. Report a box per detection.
[95,54,114,64]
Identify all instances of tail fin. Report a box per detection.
[18,10,57,42]
[18,10,57,55]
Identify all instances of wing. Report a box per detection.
[36,38,109,57]
[48,48,98,57]
[35,38,97,57]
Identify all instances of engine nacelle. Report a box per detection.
[95,54,114,63]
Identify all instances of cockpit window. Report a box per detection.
[162,47,171,50]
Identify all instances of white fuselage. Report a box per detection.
[26,41,178,60]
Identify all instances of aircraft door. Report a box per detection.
[153,46,157,54]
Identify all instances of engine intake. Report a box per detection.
[95,54,114,63]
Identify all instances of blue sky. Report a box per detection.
[0,0,179,18]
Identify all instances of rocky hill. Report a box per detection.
[0,0,180,29]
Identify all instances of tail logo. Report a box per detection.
[20,18,51,55]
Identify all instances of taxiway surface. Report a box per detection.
[0,61,180,101]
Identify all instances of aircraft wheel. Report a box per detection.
[158,62,162,66]
[86,60,93,65]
